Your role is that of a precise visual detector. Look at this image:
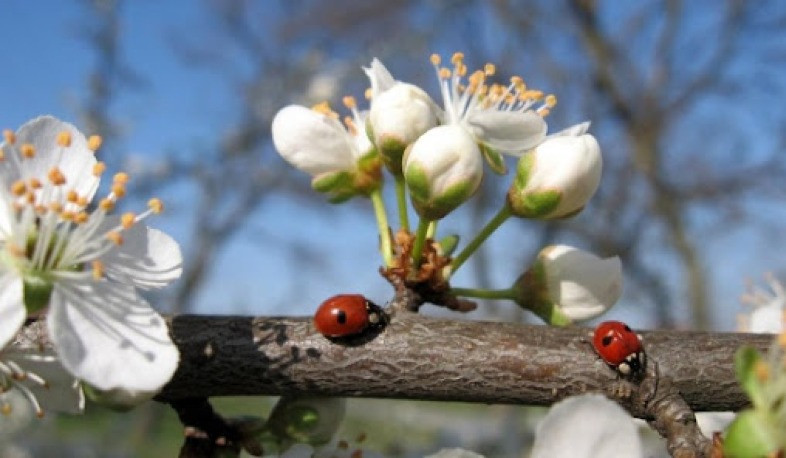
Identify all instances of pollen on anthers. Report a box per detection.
[0,358,50,418]
[429,51,557,119]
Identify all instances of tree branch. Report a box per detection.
[157,312,768,413]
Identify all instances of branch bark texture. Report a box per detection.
[158,313,770,413]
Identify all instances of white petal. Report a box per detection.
[748,302,784,333]
[0,273,25,349]
[47,281,179,392]
[100,224,183,290]
[2,347,84,414]
[272,105,357,176]
[530,394,642,458]
[368,83,440,147]
[548,121,591,138]
[2,116,99,202]
[0,390,35,436]
[542,245,622,321]
[363,58,396,96]
[465,110,547,154]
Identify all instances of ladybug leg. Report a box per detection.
[617,361,631,376]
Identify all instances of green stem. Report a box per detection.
[411,218,430,267]
[426,220,437,239]
[394,176,410,232]
[370,189,393,267]
[450,287,517,300]
[450,204,512,275]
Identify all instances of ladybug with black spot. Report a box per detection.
[592,320,645,376]
[314,294,385,338]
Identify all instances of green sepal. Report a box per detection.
[513,151,535,190]
[507,188,562,219]
[735,346,766,409]
[480,143,507,175]
[438,234,460,257]
[23,274,54,314]
[723,409,780,458]
[512,262,572,327]
[411,179,477,220]
[378,136,406,176]
[311,170,353,193]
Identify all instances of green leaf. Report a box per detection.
[735,346,766,408]
[723,410,780,458]
[438,234,459,256]
[311,171,353,193]
[480,143,507,174]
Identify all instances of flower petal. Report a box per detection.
[465,110,547,154]
[363,58,396,96]
[272,105,356,176]
[0,272,25,349]
[1,116,99,202]
[530,394,642,458]
[100,223,183,290]
[47,280,179,392]
[2,347,84,414]
[548,121,591,138]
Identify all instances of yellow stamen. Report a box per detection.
[20,143,35,158]
[545,94,557,107]
[76,196,88,207]
[61,211,75,222]
[92,260,105,280]
[121,212,136,229]
[778,332,786,348]
[7,242,25,258]
[66,190,78,203]
[93,162,106,177]
[36,410,44,419]
[430,53,441,66]
[148,198,164,214]
[1,403,11,416]
[28,178,42,189]
[2,129,16,145]
[74,212,88,224]
[11,180,26,196]
[484,63,496,76]
[311,101,338,119]
[49,202,63,213]
[538,108,551,117]
[48,168,66,186]
[439,68,451,79]
[342,96,357,109]
[113,172,130,184]
[99,198,115,212]
[451,52,464,65]
[364,88,373,100]
[456,63,467,77]
[34,205,46,215]
[343,116,358,135]
[56,131,72,147]
[106,231,124,246]
[111,183,126,198]
[87,135,102,151]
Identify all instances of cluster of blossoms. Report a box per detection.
[0,116,182,417]
[273,53,620,324]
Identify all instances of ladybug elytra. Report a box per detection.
[314,294,384,338]
[592,320,645,376]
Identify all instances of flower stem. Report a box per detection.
[426,220,438,239]
[370,189,393,267]
[450,204,512,275]
[411,218,431,267]
[394,176,410,232]
[450,286,517,300]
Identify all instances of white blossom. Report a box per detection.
[507,122,602,219]
[0,116,181,396]
[514,244,622,325]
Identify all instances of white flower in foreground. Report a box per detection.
[507,122,602,219]
[0,116,181,395]
[0,347,84,418]
[530,394,642,458]
[272,100,381,203]
[364,58,440,175]
[513,244,622,325]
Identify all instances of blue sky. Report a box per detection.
[2,1,784,330]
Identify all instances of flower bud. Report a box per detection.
[513,245,622,325]
[83,384,155,411]
[364,59,440,175]
[507,126,601,219]
[272,104,381,202]
[267,396,346,446]
[404,125,483,220]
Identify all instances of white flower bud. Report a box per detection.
[514,244,622,325]
[404,124,483,220]
[507,126,601,219]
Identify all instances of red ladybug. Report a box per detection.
[314,294,385,338]
[592,320,645,376]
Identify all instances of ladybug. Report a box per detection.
[314,294,385,338]
[592,320,645,376]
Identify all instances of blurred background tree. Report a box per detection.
[2,0,786,455]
